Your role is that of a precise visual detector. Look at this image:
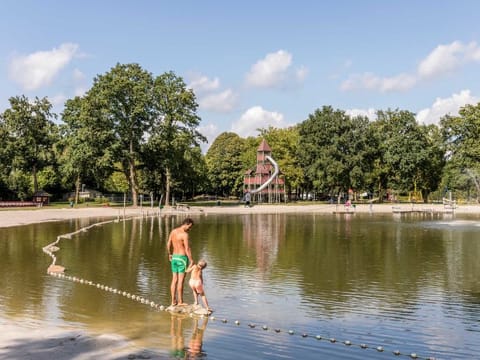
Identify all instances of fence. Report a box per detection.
[0,201,36,207]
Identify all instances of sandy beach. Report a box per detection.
[1,202,479,359]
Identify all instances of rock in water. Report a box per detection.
[47,264,65,273]
[166,304,212,316]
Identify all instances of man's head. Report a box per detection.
[181,218,194,231]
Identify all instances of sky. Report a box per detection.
[1,1,480,152]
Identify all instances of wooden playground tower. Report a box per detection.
[243,139,285,203]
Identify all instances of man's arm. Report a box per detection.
[167,232,173,260]
[184,235,193,264]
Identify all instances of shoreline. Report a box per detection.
[1,203,479,228]
[1,203,479,359]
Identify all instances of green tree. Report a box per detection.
[372,109,443,201]
[148,71,206,206]
[205,132,245,197]
[440,103,480,202]
[60,96,115,203]
[87,63,155,206]
[1,95,57,195]
[298,106,374,199]
[416,124,445,202]
[0,119,13,198]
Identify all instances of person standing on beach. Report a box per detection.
[244,191,251,207]
[167,218,194,306]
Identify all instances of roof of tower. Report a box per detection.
[257,139,271,152]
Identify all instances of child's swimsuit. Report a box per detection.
[189,278,204,293]
[171,254,188,273]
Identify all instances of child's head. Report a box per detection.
[198,259,207,269]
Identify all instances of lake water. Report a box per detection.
[1,212,479,359]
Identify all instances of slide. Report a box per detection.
[250,155,279,194]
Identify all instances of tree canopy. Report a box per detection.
[1,62,479,204]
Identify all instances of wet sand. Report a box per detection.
[1,203,479,359]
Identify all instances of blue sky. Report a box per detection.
[1,1,480,151]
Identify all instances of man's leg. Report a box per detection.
[170,273,178,305]
[177,272,186,305]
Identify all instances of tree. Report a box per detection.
[0,119,13,199]
[87,63,155,206]
[60,96,115,204]
[416,124,445,202]
[205,132,246,197]
[1,95,57,195]
[440,102,480,202]
[297,106,374,199]
[372,109,443,201]
[149,71,206,206]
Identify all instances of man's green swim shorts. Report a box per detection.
[171,254,189,273]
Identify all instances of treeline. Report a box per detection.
[1,63,479,204]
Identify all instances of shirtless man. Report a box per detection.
[167,218,194,306]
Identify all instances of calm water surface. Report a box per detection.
[1,212,479,359]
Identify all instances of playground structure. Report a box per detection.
[243,139,285,203]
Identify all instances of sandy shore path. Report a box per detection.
[0,207,146,228]
[1,203,479,228]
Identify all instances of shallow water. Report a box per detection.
[1,212,479,359]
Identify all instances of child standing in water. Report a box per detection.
[187,260,212,313]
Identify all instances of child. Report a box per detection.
[187,260,212,312]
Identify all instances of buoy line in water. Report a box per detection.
[43,214,437,360]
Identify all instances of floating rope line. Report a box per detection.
[43,213,437,360]
[214,318,437,360]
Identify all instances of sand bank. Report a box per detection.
[1,203,479,228]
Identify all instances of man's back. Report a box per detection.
[170,228,187,255]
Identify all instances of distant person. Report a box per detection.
[167,218,194,306]
[244,191,251,207]
[187,259,212,312]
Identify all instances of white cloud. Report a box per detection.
[49,94,68,107]
[187,73,237,113]
[231,106,286,137]
[341,41,480,93]
[188,73,220,93]
[416,89,479,125]
[198,122,219,152]
[295,65,309,82]
[8,43,79,91]
[72,68,85,82]
[345,108,377,121]
[199,89,237,112]
[341,72,417,92]
[245,50,307,88]
[418,41,480,79]
[72,68,88,96]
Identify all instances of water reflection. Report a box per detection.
[242,214,282,273]
[1,213,480,359]
[169,314,208,359]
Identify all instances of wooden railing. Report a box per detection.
[0,201,36,207]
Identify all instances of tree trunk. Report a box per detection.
[32,164,38,193]
[75,175,80,204]
[130,158,138,207]
[129,140,138,207]
[165,167,171,207]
